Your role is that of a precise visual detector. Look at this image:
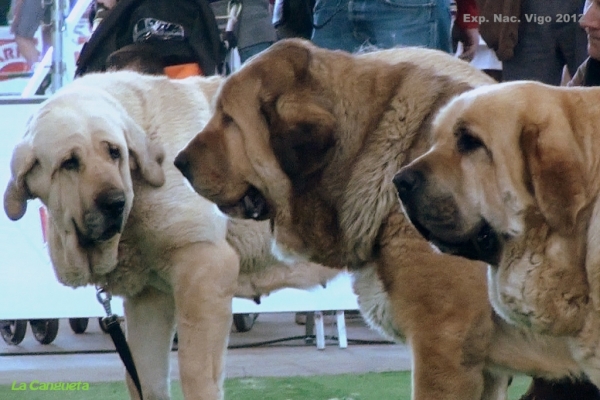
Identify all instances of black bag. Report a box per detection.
[75,0,226,77]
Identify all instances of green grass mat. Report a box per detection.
[1,371,531,399]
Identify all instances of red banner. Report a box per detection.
[0,38,29,79]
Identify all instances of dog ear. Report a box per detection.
[520,122,587,235]
[4,140,37,221]
[217,40,315,197]
[270,93,336,187]
[122,114,166,187]
[256,39,311,95]
[266,42,336,185]
[585,197,600,312]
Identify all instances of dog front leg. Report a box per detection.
[409,335,487,400]
[123,285,176,400]
[171,239,239,400]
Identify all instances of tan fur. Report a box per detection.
[176,39,591,399]
[3,70,337,400]
[398,80,600,388]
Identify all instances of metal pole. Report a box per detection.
[51,0,67,92]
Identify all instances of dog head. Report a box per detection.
[4,86,164,287]
[175,39,337,257]
[394,81,590,266]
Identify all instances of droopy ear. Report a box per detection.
[270,93,336,187]
[4,140,37,221]
[520,122,587,234]
[122,114,166,187]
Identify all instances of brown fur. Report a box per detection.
[176,39,589,399]
[397,80,600,388]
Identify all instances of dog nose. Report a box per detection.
[95,189,126,218]
[393,168,423,199]
[174,152,192,182]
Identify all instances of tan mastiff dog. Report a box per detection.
[396,80,600,390]
[3,70,336,400]
[175,39,593,399]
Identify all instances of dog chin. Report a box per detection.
[409,217,504,266]
[88,235,120,275]
[50,229,120,288]
[48,230,91,288]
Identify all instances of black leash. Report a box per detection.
[97,287,143,400]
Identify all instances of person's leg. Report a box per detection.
[348,0,450,52]
[312,0,359,52]
[12,0,45,68]
[435,0,452,52]
[503,0,585,84]
[313,0,451,53]
[502,23,563,84]
[14,35,39,67]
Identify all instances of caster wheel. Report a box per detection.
[0,320,27,345]
[69,318,89,334]
[29,319,59,345]
[233,313,258,332]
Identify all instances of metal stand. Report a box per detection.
[304,311,348,350]
[50,0,66,93]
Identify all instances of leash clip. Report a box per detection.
[96,286,113,317]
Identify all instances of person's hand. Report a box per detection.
[457,27,479,62]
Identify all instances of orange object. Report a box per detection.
[163,63,203,78]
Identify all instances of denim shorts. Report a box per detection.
[311,0,451,53]
[12,0,46,39]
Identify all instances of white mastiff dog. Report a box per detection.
[4,71,336,400]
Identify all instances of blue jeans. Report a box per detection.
[311,0,451,53]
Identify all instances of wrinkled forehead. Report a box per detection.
[430,96,474,144]
[217,73,261,110]
[29,100,127,163]
[432,86,519,143]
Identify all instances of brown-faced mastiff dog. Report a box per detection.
[174,39,595,399]
[395,80,600,391]
[3,70,336,400]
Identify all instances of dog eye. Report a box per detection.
[108,146,121,161]
[456,129,484,154]
[61,156,79,171]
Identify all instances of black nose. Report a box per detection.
[95,189,126,218]
[174,152,192,182]
[393,168,423,199]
